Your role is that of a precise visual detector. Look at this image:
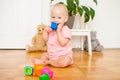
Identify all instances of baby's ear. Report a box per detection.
[64,16,68,22]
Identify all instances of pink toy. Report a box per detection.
[41,67,53,79]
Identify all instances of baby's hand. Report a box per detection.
[45,25,52,33]
[57,22,64,31]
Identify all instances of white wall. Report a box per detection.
[72,0,120,48]
[91,0,120,48]
[0,0,50,48]
[0,0,120,49]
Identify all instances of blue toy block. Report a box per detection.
[51,22,58,30]
[24,66,33,76]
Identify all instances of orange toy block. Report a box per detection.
[34,64,44,76]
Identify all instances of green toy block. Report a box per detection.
[24,66,33,75]
[39,74,50,80]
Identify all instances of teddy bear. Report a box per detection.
[84,31,104,52]
[26,24,47,52]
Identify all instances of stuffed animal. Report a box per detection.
[26,24,47,52]
[84,31,104,52]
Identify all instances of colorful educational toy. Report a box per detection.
[24,65,54,80]
[34,64,44,76]
[51,22,58,30]
[41,67,53,79]
[39,74,50,80]
[24,66,33,76]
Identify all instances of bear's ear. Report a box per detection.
[37,24,40,28]
[37,26,40,30]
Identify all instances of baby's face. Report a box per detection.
[50,6,68,24]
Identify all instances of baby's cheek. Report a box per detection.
[50,18,54,22]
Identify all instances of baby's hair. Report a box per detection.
[51,3,68,17]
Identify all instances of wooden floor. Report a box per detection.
[0,49,120,80]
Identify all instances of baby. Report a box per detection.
[33,4,73,67]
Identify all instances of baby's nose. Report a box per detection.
[54,19,59,23]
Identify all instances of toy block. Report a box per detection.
[34,64,44,76]
[24,66,33,76]
[39,74,50,80]
[51,22,58,30]
[41,67,53,79]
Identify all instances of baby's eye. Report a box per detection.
[52,16,55,18]
[58,17,61,19]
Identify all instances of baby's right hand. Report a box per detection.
[45,25,52,33]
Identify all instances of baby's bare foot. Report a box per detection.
[44,60,50,65]
[32,58,44,64]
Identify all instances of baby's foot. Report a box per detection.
[32,58,44,64]
[44,60,50,66]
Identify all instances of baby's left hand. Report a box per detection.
[57,22,64,32]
